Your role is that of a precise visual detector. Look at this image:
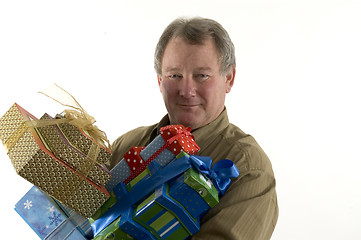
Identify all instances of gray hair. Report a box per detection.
[154,17,236,76]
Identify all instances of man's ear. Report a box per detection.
[225,67,235,93]
[157,75,163,92]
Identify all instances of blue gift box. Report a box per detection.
[133,184,200,240]
[167,167,219,219]
[105,159,131,191]
[140,135,176,167]
[118,207,157,240]
[15,186,89,240]
[52,198,92,239]
[91,207,156,240]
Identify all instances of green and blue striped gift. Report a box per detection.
[133,184,200,240]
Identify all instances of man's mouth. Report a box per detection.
[177,104,199,107]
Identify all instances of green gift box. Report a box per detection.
[167,167,219,219]
[133,184,200,240]
[91,206,157,240]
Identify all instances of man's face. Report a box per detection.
[158,37,235,130]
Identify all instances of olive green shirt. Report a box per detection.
[109,109,278,240]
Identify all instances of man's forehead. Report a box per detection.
[161,37,221,73]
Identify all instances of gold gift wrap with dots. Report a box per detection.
[37,113,111,187]
[55,115,112,165]
[0,103,110,218]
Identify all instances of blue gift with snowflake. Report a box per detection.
[14,186,88,240]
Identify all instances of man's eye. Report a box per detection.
[168,74,182,80]
[195,74,210,81]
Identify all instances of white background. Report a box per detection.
[1,0,360,239]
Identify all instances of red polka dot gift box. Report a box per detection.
[106,125,200,191]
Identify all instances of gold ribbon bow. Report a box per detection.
[38,83,111,151]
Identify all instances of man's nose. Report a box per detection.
[179,76,196,98]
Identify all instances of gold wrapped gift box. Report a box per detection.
[0,103,111,217]
[37,113,111,187]
[56,115,112,165]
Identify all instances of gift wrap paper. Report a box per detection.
[105,159,131,191]
[93,217,135,240]
[139,135,176,167]
[118,207,157,240]
[91,206,156,240]
[15,186,87,240]
[105,140,173,191]
[91,161,161,224]
[126,160,161,191]
[89,191,119,223]
[168,168,219,219]
[159,125,200,156]
[133,184,200,240]
[37,113,111,187]
[55,114,111,165]
[0,103,110,217]
[52,198,93,239]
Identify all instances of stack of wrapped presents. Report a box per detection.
[0,102,239,240]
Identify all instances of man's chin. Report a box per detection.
[173,116,201,130]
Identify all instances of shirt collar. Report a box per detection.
[191,108,230,152]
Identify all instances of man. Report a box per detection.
[109,17,278,239]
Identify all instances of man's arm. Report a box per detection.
[192,139,279,240]
[191,169,278,240]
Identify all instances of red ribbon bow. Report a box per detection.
[122,125,200,185]
[148,125,200,162]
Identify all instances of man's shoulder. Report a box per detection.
[221,123,273,173]
[114,124,157,144]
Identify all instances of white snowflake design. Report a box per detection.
[24,200,32,210]
[47,205,55,214]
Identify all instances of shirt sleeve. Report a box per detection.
[191,143,279,240]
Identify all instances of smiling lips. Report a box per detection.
[177,103,200,110]
[178,103,199,107]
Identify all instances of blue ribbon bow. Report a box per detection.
[188,155,239,195]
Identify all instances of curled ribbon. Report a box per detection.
[91,153,239,236]
[38,83,111,150]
